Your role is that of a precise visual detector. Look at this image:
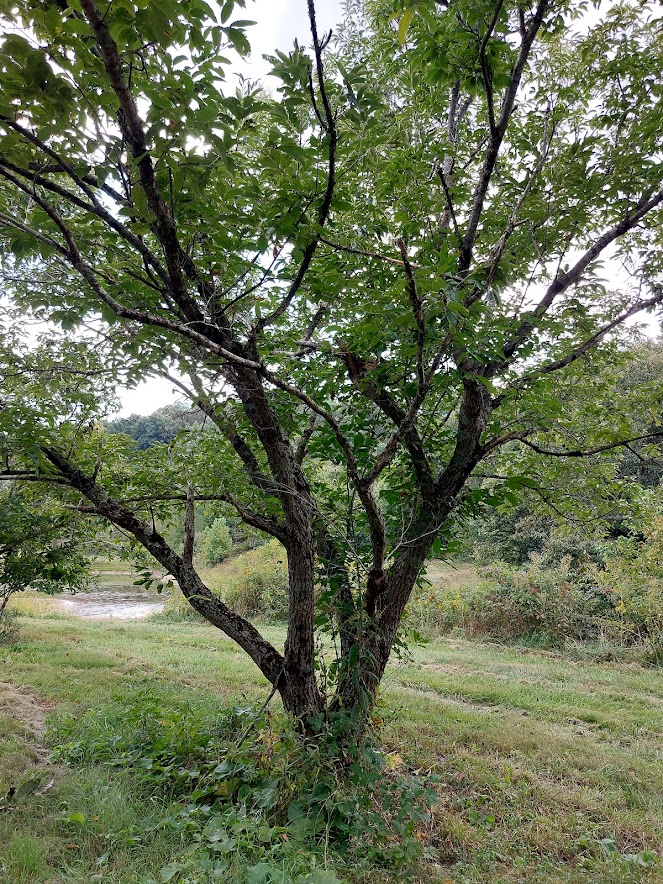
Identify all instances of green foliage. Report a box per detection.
[198,517,233,566]
[50,689,437,881]
[466,558,612,645]
[614,344,663,488]
[596,518,663,664]
[0,482,93,632]
[105,404,203,450]
[219,540,289,620]
[407,556,643,649]
[157,540,287,621]
[1,0,663,730]
[467,506,553,566]
[467,505,605,569]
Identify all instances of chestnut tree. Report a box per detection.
[1,0,662,728]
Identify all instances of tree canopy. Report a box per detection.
[105,403,203,449]
[0,0,662,728]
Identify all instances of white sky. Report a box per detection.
[117,0,343,415]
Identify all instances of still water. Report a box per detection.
[53,578,167,620]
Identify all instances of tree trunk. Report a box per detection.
[330,518,440,725]
[280,529,325,722]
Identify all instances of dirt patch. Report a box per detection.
[0,681,52,761]
[419,663,480,677]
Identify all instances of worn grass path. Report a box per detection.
[1,611,661,883]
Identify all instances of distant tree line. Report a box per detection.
[104,403,203,450]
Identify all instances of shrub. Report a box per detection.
[151,540,288,622]
[152,595,205,622]
[406,582,467,635]
[198,517,233,566]
[407,557,616,646]
[469,507,552,565]
[219,540,289,619]
[595,519,663,663]
[50,688,437,880]
[465,557,611,644]
[469,507,603,570]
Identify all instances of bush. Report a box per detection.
[469,507,553,565]
[198,517,233,566]
[151,540,288,622]
[469,507,603,570]
[465,557,611,644]
[406,557,617,647]
[406,564,480,635]
[595,519,663,663]
[219,540,289,619]
[152,595,205,622]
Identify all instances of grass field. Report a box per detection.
[1,606,661,883]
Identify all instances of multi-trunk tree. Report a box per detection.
[0,0,662,728]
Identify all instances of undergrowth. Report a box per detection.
[49,688,438,883]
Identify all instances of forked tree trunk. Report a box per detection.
[326,524,439,730]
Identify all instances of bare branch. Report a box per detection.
[0,175,263,368]
[519,431,663,459]
[320,236,417,269]
[436,167,462,248]
[485,107,553,288]
[295,413,321,463]
[0,471,70,486]
[0,209,68,257]
[295,303,329,357]
[338,343,435,494]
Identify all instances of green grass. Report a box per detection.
[0,611,661,883]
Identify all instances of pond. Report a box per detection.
[53,573,168,620]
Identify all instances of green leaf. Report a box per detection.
[15,778,41,798]
[159,862,182,882]
[246,863,292,883]
[398,8,414,45]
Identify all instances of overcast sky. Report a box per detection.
[116,0,343,416]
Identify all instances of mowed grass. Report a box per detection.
[0,609,661,883]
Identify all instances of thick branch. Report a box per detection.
[41,446,286,684]
[79,0,207,324]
